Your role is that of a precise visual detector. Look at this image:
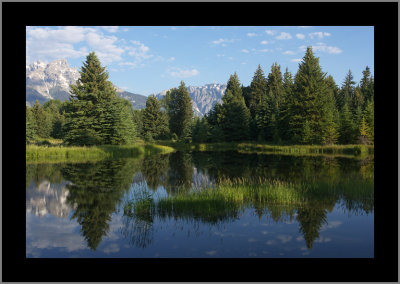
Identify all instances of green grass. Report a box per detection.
[125,176,374,225]
[158,141,374,157]
[26,143,175,162]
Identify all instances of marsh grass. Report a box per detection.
[26,143,175,162]
[158,141,374,157]
[124,175,373,225]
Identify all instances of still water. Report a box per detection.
[26,151,374,258]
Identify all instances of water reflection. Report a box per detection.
[26,152,374,255]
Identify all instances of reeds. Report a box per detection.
[26,143,175,162]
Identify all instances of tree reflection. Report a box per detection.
[62,159,140,250]
[140,154,169,191]
[165,151,193,193]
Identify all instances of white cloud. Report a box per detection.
[309,32,331,39]
[211,38,237,45]
[276,32,292,40]
[241,49,249,53]
[167,67,200,78]
[127,40,152,59]
[283,50,295,55]
[260,40,268,45]
[265,30,277,36]
[291,58,302,63]
[296,33,305,39]
[100,26,119,33]
[259,48,272,52]
[247,33,257,37]
[298,26,313,28]
[311,42,342,54]
[26,26,124,65]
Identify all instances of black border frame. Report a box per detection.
[2,2,398,282]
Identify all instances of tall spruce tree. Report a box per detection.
[248,65,268,118]
[278,67,294,141]
[63,52,135,145]
[220,73,250,141]
[166,81,193,138]
[142,95,169,140]
[288,47,328,144]
[338,70,355,112]
[360,66,374,106]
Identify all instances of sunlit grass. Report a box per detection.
[26,143,175,162]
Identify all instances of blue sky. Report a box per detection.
[26,26,374,96]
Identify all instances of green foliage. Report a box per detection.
[288,47,328,144]
[142,95,170,140]
[248,64,267,118]
[31,100,52,138]
[166,81,193,138]
[63,52,136,146]
[26,106,37,144]
[363,100,374,144]
[339,103,356,144]
[219,74,250,141]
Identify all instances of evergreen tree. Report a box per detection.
[220,73,250,141]
[166,81,193,138]
[279,67,294,141]
[337,70,355,111]
[192,117,211,143]
[142,95,170,140]
[339,103,356,144]
[26,106,36,144]
[248,65,267,118]
[363,100,374,144]
[132,110,144,139]
[205,102,225,142]
[288,47,328,144]
[31,100,52,138]
[360,66,374,106]
[63,52,135,145]
[359,116,370,145]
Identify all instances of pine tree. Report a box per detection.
[220,73,250,141]
[64,52,135,145]
[337,70,355,111]
[339,103,356,144]
[264,63,284,142]
[31,100,52,138]
[166,81,193,138]
[278,67,294,141]
[26,106,36,144]
[288,47,328,144]
[364,100,374,144]
[248,65,267,118]
[360,66,374,106]
[142,95,169,140]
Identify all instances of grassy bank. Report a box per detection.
[158,141,374,157]
[26,143,175,162]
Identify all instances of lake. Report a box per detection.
[26,151,374,258]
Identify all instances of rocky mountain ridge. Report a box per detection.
[26,59,146,109]
[26,59,227,116]
[155,83,227,116]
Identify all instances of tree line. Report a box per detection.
[26,48,374,146]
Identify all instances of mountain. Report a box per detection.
[155,83,227,116]
[26,59,147,109]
